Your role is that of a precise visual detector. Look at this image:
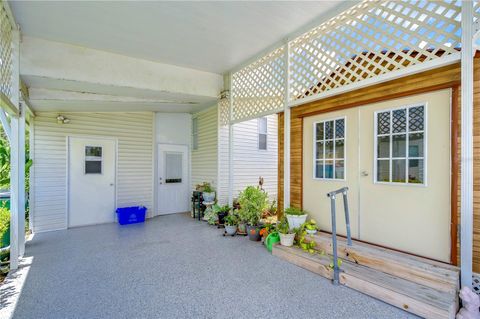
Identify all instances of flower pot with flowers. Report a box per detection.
[237,186,268,242]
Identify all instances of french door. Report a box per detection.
[303,89,451,262]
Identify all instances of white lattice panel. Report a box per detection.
[474,273,480,295]
[231,46,286,122]
[1,0,13,101]
[218,96,230,127]
[289,0,464,101]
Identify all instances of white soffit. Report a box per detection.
[10,1,349,74]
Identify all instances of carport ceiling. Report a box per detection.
[10,1,352,74]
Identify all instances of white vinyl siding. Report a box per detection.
[191,106,218,191]
[31,112,154,232]
[232,114,278,201]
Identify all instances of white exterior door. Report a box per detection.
[68,136,116,228]
[157,144,189,215]
[303,90,451,262]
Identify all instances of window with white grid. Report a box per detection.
[258,117,267,150]
[314,117,346,180]
[375,105,426,185]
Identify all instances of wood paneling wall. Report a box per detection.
[278,59,480,272]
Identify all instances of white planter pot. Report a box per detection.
[202,192,215,202]
[279,233,295,247]
[225,225,237,236]
[286,214,307,230]
[306,229,317,235]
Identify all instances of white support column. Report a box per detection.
[9,29,22,270]
[460,0,474,289]
[283,42,291,209]
[18,102,26,257]
[228,73,234,207]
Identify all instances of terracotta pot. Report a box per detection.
[238,223,247,233]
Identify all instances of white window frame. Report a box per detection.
[373,103,428,186]
[192,117,198,150]
[258,117,268,150]
[312,116,346,181]
[84,145,103,175]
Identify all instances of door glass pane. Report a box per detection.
[316,142,324,159]
[408,159,424,184]
[377,160,389,182]
[377,112,390,134]
[315,161,324,178]
[335,119,345,138]
[85,161,102,174]
[392,159,406,183]
[392,134,406,157]
[335,160,345,179]
[165,153,182,183]
[324,160,334,178]
[377,136,390,158]
[325,141,334,159]
[408,133,424,157]
[335,139,344,158]
[392,109,406,133]
[409,106,424,131]
[85,146,102,158]
[316,122,324,141]
[325,121,334,139]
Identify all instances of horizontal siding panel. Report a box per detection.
[192,106,218,190]
[32,112,154,232]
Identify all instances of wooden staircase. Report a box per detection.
[272,233,460,319]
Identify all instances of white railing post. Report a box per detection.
[228,73,234,207]
[283,42,291,210]
[460,0,474,289]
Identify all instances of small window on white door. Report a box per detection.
[258,117,267,150]
[165,152,183,183]
[375,105,425,184]
[314,118,345,180]
[192,117,198,150]
[85,146,102,174]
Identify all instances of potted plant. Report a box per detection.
[203,206,218,225]
[303,219,318,235]
[237,186,268,241]
[224,214,238,236]
[284,207,308,231]
[214,204,231,225]
[277,217,295,247]
[200,182,216,203]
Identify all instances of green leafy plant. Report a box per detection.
[213,204,230,214]
[295,222,319,254]
[276,217,293,234]
[284,207,307,216]
[304,219,318,232]
[224,214,238,226]
[0,206,9,241]
[237,186,268,226]
[203,206,218,225]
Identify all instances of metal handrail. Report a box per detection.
[327,186,352,285]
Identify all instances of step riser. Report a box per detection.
[303,234,459,293]
[273,244,457,319]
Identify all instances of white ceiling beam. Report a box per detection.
[20,37,223,101]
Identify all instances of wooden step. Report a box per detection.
[273,244,458,319]
[302,232,459,293]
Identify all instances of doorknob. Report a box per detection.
[361,171,369,177]
[110,183,115,186]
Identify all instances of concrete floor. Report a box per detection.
[6,213,417,319]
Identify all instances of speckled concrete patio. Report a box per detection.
[5,213,417,319]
